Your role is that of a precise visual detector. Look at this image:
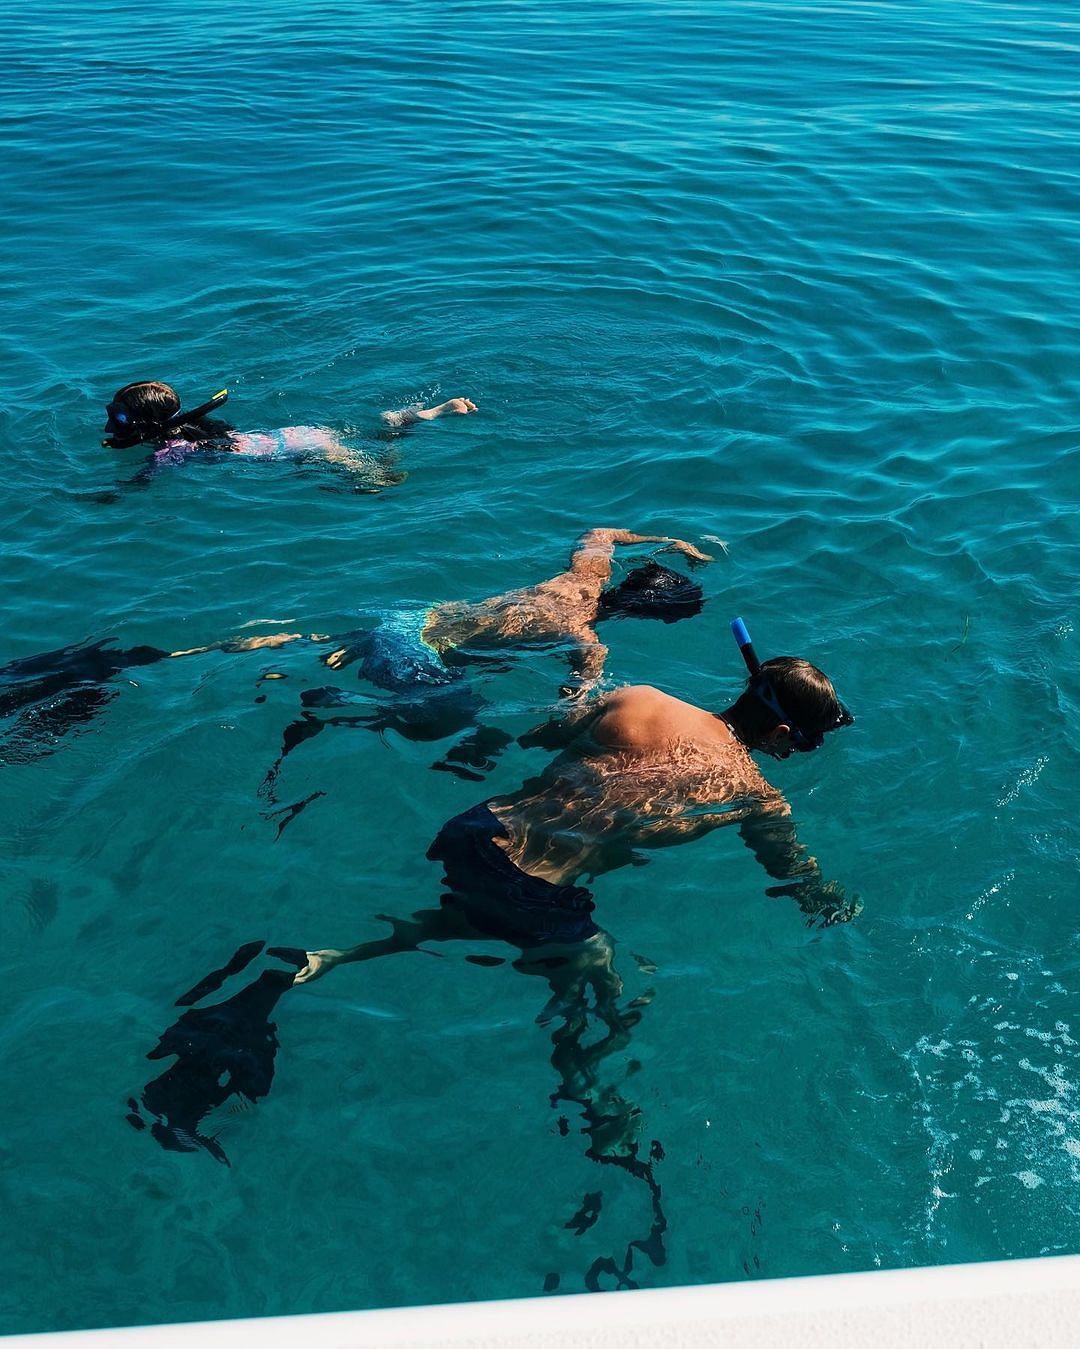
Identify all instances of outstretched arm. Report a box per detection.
[738,802,860,927]
[567,528,712,591]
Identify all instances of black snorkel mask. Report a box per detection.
[730,616,853,753]
[102,387,229,447]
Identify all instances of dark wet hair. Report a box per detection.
[732,656,845,740]
[111,380,180,429]
[596,560,704,624]
[109,380,230,443]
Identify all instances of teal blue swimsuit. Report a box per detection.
[359,610,459,692]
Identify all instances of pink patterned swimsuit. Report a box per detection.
[151,426,340,467]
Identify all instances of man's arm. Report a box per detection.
[518,691,609,751]
[567,528,712,591]
[738,801,860,927]
[560,631,609,699]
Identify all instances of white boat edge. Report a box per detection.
[7,1255,1080,1347]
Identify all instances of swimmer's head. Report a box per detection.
[103,381,181,446]
[596,561,704,624]
[103,381,230,447]
[731,656,853,758]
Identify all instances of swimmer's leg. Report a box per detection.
[516,931,652,1163]
[380,398,477,429]
[133,961,299,1164]
[290,904,477,986]
[314,435,388,482]
[260,685,476,801]
[375,691,479,742]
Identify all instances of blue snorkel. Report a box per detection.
[730,616,852,753]
[730,616,761,678]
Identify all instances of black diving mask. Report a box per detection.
[103,387,229,447]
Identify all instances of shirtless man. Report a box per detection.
[292,619,857,993]
[256,622,854,1198]
[133,621,855,1234]
[0,531,707,773]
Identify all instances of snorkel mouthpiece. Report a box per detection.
[730,616,762,676]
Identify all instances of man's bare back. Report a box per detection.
[291,654,857,989]
[491,685,782,886]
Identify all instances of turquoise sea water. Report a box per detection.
[2,0,1078,1332]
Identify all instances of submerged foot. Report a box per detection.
[291,948,345,986]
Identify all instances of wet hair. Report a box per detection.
[596,560,704,624]
[732,656,845,740]
[109,380,231,443]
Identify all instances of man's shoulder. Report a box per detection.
[607,684,699,712]
[594,684,714,751]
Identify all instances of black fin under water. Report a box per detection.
[0,639,167,766]
[130,946,307,1165]
[175,940,266,1007]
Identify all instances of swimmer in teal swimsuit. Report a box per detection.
[257,531,714,785]
[100,379,477,491]
[307,528,714,694]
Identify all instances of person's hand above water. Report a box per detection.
[661,539,714,566]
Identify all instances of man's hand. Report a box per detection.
[662,539,713,566]
[767,878,862,927]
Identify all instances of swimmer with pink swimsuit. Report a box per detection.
[102,380,477,482]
